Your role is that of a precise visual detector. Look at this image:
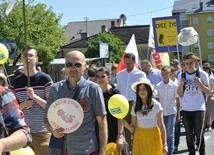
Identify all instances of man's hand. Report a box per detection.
[52,128,64,138]
[194,77,201,85]
[181,78,186,85]
[116,136,124,153]
[26,87,36,99]
[24,99,34,109]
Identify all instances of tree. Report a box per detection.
[85,32,124,63]
[0,0,66,71]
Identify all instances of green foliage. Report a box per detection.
[85,32,124,63]
[0,1,66,71]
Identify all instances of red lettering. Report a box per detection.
[152,53,161,60]
[152,53,163,69]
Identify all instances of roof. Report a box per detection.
[172,0,214,14]
[61,25,150,50]
[110,25,149,44]
[64,19,119,41]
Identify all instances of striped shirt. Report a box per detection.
[10,71,53,133]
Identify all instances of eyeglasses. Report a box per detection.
[65,62,82,68]
[185,61,194,66]
[22,53,36,58]
[96,75,107,79]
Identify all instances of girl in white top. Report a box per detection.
[122,78,167,155]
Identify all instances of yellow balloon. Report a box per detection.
[108,94,129,119]
[0,43,9,65]
[106,142,120,155]
[10,146,35,155]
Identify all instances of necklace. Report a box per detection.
[139,104,154,116]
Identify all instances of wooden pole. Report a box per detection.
[22,0,30,87]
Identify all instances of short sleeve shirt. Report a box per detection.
[178,70,209,111]
[131,99,163,128]
[156,80,179,116]
[46,77,106,155]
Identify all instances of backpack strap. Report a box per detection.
[195,69,200,77]
[181,72,186,79]
[181,72,186,95]
[195,69,206,101]
[73,79,87,100]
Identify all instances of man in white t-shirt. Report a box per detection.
[177,52,210,155]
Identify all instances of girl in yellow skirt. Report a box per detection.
[123,78,168,155]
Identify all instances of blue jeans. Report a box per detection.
[182,111,206,155]
[164,114,176,155]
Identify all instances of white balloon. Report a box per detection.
[178,27,198,46]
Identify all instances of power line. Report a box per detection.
[89,0,193,21]
[127,0,193,17]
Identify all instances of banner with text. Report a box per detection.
[152,16,182,52]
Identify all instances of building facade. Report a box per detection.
[172,0,214,64]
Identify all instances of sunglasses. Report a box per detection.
[96,75,107,79]
[65,62,82,68]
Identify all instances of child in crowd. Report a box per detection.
[122,78,167,155]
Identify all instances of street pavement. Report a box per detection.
[174,126,214,155]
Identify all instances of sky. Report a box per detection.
[34,0,176,26]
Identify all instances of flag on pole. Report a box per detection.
[116,34,140,72]
[149,14,170,69]
[148,14,155,50]
[5,0,17,16]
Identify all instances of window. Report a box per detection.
[207,42,214,49]
[207,29,213,36]
[194,43,199,50]
[172,12,180,16]
[192,17,199,24]
[207,16,213,23]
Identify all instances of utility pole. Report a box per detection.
[84,17,89,37]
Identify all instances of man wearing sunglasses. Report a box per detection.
[45,50,107,155]
[177,52,210,155]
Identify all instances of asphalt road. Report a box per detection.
[173,126,214,155]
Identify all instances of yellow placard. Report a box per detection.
[155,19,178,47]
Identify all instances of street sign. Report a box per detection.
[99,43,109,58]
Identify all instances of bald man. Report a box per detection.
[45,50,108,155]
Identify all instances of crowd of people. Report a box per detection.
[0,47,214,155]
